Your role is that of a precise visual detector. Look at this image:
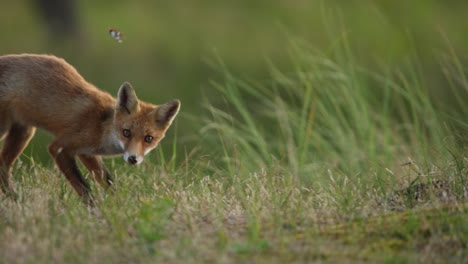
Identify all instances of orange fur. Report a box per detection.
[0,54,180,206]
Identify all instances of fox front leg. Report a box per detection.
[48,142,95,207]
[78,155,115,191]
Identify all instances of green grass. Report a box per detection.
[1,38,467,263]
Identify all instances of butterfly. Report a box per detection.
[109,28,124,43]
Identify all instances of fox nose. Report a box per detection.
[128,155,138,165]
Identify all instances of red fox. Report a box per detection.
[0,54,180,206]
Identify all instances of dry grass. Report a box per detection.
[0,155,466,263]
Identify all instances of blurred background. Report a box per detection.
[2,0,468,163]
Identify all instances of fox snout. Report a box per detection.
[127,155,138,165]
[123,152,144,165]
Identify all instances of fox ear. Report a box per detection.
[155,99,181,128]
[117,82,140,114]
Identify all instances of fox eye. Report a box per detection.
[144,135,153,143]
[123,129,131,138]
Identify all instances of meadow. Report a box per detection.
[1,1,467,263]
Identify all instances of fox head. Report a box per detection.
[114,82,180,165]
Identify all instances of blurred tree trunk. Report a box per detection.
[34,0,80,40]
